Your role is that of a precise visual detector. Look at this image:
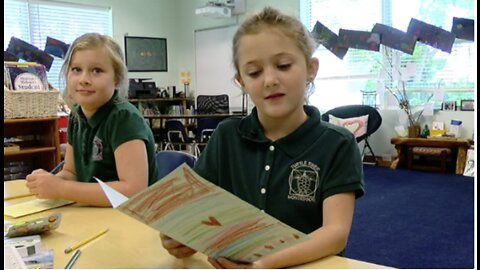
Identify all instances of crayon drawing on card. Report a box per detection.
[115,164,308,263]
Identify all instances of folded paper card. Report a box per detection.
[4,180,34,201]
[5,199,74,218]
[95,164,308,263]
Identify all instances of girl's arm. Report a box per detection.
[55,143,77,180]
[27,140,149,207]
[209,192,356,269]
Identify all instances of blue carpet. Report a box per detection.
[345,165,474,269]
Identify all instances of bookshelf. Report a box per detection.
[129,97,195,142]
[4,117,61,181]
[128,97,195,116]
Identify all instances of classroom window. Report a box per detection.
[4,0,112,90]
[301,0,475,111]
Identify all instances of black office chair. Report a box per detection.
[163,120,194,153]
[193,118,221,156]
[196,94,229,114]
[322,105,382,164]
[154,150,197,181]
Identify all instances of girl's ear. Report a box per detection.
[234,74,244,88]
[308,57,319,81]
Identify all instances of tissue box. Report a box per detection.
[448,120,462,138]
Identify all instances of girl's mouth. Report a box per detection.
[265,93,285,100]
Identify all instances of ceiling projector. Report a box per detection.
[195,5,232,18]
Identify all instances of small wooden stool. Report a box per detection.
[408,147,452,173]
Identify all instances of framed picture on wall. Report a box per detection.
[442,101,456,111]
[125,36,167,72]
[460,99,474,111]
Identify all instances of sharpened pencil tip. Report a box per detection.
[64,248,72,254]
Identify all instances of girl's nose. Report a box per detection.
[79,72,91,85]
[263,67,279,88]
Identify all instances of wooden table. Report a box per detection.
[4,180,390,269]
[390,137,471,174]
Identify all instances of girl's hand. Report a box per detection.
[25,169,65,199]
[159,233,197,258]
[208,257,265,269]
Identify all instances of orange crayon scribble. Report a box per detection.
[205,219,273,253]
[118,168,215,224]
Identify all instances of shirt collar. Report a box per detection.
[237,105,325,157]
[74,90,120,128]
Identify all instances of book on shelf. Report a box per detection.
[4,61,49,91]
[4,142,20,153]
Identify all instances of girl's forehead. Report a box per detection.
[73,46,106,55]
[246,26,290,40]
[71,47,110,62]
[240,29,294,47]
[238,31,300,56]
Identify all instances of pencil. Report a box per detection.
[65,249,81,269]
[64,228,109,254]
[50,160,65,174]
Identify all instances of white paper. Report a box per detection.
[376,81,385,95]
[423,103,434,116]
[433,89,444,101]
[398,110,409,126]
[387,92,398,107]
[404,63,417,77]
[93,177,128,208]
[4,245,27,269]
[432,121,444,130]
[463,149,475,177]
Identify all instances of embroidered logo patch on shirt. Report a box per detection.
[92,136,103,161]
[288,161,320,202]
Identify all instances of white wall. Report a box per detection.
[59,0,181,87]
[58,0,297,99]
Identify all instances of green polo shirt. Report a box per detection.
[194,105,364,234]
[67,91,158,185]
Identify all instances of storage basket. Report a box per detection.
[4,85,60,119]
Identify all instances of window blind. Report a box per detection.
[4,0,112,89]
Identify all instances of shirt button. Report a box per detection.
[260,209,265,213]
[269,145,275,151]
[265,165,270,171]
[261,188,266,194]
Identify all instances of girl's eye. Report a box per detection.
[70,67,81,73]
[278,63,291,70]
[247,70,261,78]
[92,68,103,74]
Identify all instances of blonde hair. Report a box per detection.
[60,33,129,107]
[232,6,317,74]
